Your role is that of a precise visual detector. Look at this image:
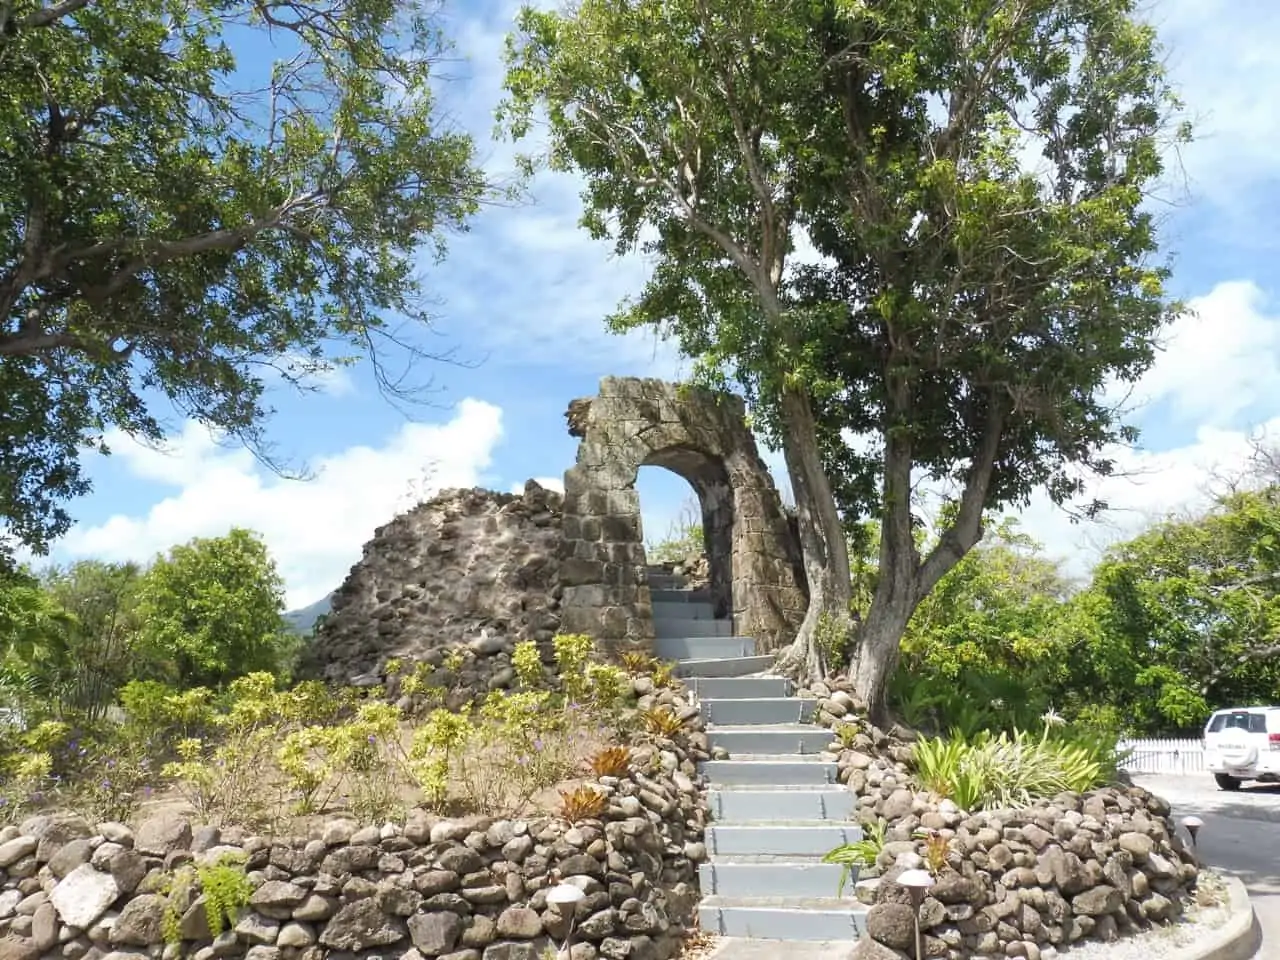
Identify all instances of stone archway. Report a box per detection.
[558,376,807,656]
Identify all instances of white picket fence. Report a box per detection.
[1118,738,1206,775]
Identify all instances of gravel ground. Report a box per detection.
[1045,872,1233,959]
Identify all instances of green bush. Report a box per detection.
[911,721,1112,810]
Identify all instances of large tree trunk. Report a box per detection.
[849,423,918,722]
[849,393,1007,724]
[849,586,915,723]
[775,385,853,683]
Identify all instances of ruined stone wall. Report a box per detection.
[559,377,807,655]
[303,482,563,699]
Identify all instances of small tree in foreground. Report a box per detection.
[135,528,292,688]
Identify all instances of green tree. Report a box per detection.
[134,528,291,687]
[0,0,487,556]
[891,519,1074,734]
[42,560,147,716]
[646,497,706,564]
[501,0,1186,719]
[0,566,75,714]
[1081,488,1280,734]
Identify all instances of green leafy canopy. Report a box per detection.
[499,0,1190,713]
[0,0,488,553]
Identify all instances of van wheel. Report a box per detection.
[1215,774,1243,791]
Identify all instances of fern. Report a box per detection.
[198,854,253,936]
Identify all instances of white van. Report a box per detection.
[1203,706,1280,790]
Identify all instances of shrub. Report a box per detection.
[587,746,632,778]
[620,651,654,676]
[821,818,886,895]
[649,660,678,690]
[553,633,594,702]
[409,692,585,817]
[585,663,629,712]
[512,641,544,688]
[915,828,953,875]
[162,853,253,944]
[833,722,860,749]
[911,721,1111,811]
[558,784,608,822]
[638,706,685,738]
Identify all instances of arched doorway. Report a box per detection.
[559,377,806,657]
[637,448,734,620]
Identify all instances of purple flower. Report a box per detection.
[101,780,111,790]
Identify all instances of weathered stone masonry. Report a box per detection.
[558,377,807,656]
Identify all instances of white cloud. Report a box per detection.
[1008,419,1279,583]
[1151,0,1280,222]
[59,400,505,608]
[1127,281,1280,427]
[993,277,1280,577]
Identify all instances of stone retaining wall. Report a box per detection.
[799,677,1202,960]
[0,740,708,960]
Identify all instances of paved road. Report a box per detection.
[1132,774,1280,959]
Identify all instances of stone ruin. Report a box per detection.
[558,377,806,654]
[306,377,807,686]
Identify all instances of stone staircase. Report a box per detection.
[647,566,870,943]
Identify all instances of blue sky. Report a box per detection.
[41,0,1280,608]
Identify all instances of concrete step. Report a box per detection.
[707,724,834,756]
[650,588,712,604]
[688,677,789,700]
[674,655,775,678]
[700,758,838,786]
[707,823,862,856]
[702,940,857,960]
[647,574,688,591]
[652,618,735,640]
[699,859,854,899]
[702,697,816,726]
[653,600,717,621]
[708,787,856,822]
[653,636,756,660]
[697,898,869,940]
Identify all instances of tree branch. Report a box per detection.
[916,394,1007,598]
[16,0,94,29]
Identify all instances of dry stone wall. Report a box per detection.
[0,735,709,960]
[303,482,563,698]
[797,677,1202,960]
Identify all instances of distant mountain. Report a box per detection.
[284,593,332,635]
